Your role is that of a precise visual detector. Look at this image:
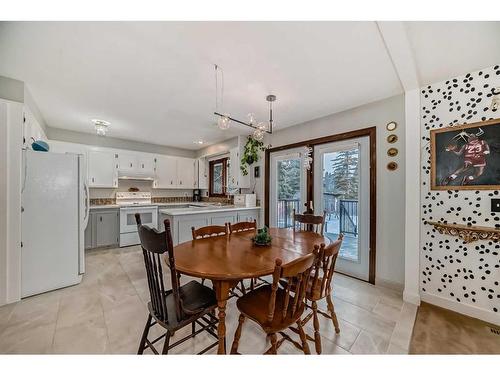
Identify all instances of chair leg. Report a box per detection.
[269,333,278,354]
[326,294,341,334]
[297,322,311,354]
[162,331,171,355]
[230,314,246,354]
[239,281,246,295]
[192,321,196,335]
[137,314,152,354]
[312,301,322,354]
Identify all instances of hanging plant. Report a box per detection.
[240,136,267,176]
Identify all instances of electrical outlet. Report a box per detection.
[491,198,500,212]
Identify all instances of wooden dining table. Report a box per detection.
[173,227,332,354]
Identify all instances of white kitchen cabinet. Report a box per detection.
[159,207,260,245]
[229,142,250,190]
[177,157,196,188]
[22,107,47,148]
[154,154,178,188]
[88,150,117,188]
[197,157,208,189]
[138,154,155,175]
[118,153,136,173]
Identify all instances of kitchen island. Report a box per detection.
[159,205,260,245]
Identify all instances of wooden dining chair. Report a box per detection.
[230,248,319,354]
[191,224,228,239]
[135,214,219,355]
[292,209,326,235]
[228,220,259,293]
[191,224,229,288]
[290,235,343,354]
[228,220,257,234]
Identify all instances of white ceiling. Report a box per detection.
[0,21,499,150]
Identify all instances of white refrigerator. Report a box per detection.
[21,149,89,297]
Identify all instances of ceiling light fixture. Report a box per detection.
[92,119,110,136]
[212,64,275,136]
[193,140,205,145]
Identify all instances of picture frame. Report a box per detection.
[430,118,500,190]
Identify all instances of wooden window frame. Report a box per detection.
[209,157,229,197]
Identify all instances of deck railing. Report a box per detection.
[276,198,300,228]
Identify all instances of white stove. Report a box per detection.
[116,192,158,247]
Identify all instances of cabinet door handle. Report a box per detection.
[142,164,144,168]
[100,216,102,222]
[130,163,133,168]
[92,177,95,183]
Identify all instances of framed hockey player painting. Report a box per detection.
[430,118,500,190]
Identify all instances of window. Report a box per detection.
[209,157,229,197]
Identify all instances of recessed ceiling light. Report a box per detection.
[91,119,110,136]
[193,140,204,145]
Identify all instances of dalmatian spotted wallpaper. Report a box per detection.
[420,64,500,315]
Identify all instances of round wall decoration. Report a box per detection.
[387,161,398,171]
[386,121,397,131]
[387,134,398,144]
[387,147,398,157]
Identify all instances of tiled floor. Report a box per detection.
[0,246,417,354]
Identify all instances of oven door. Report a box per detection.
[120,206,158,234]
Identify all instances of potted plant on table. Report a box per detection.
[252,226,272,246]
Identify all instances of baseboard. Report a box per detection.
[375,277,404,293]
[421,292,500,326]
[403,290,421,306]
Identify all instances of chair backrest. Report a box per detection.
[228,220,257,234]
[191,224,228,240]
[292,209,326,235]
[310,234,343,298]
[267,248,318,324]
[136,214,181,323]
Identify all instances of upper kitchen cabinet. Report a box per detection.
[177,157,196,188]
[22,107,47,148]
[229,136,250,189]
[154,154,177,188]
[88,150,117,188]
[154,155,196,189]
[197,157,208,189]
[117,152,155,177]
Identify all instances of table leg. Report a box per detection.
[213,279,236,354]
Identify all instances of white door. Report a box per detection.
[269,148,308,228]
[313,136,370,281]
[88,150,117,188]
[154,155,178,188]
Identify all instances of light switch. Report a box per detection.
[491,199,500,212]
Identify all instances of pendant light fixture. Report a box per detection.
[212,64,276,136]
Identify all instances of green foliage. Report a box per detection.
[278,159,301,200]
[253,226,272,245]
[324,149,359,199]
[240,136,266,176]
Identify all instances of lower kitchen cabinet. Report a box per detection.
[85,208,119,249]
[159,208,260,245]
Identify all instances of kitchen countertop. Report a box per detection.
[159,205,261,216]
[89,202,235,210]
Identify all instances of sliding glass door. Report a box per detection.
[313,136,370,281]
[269,148,307,228]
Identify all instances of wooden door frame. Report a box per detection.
[264,126,377,284]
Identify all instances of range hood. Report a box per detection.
[118,170,155,181]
